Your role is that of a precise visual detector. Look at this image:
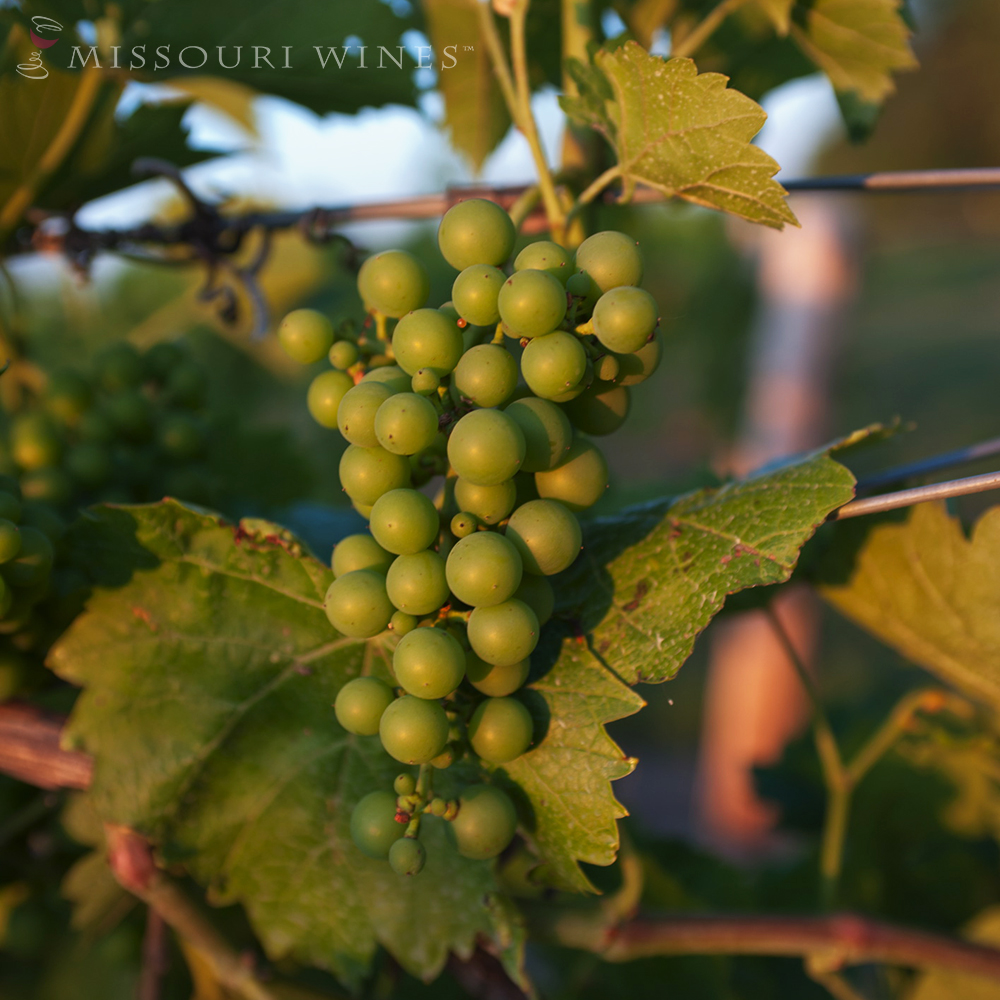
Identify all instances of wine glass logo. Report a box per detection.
[16,16,62,79]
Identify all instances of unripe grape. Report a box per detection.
[357,249,429,318]
[592,286,658,354]
[614,332,663,386]
[338,383,394,448]
[520,332,587,400]
[595,353,620,382]
[105,390,154,442]
[379,695,449,764]
[329,340,359,370]
[389,836,426,876]
[498,270,567,339]
[386,550,449,616]
[504,397,572,472]
[394,773,417,796]
[20,467,72,506]
[279,309,335,364]
[165,361,208,409]
[159,413,206,461]
[332,534,393,577]
[466,650,529,697]
[351,790,405,858]
[452,265,506,326]
[393,627,465,698]
[0,520,21,564]
[428,796,448,816]
[453,478,516,525]
[450,785,517,860]
[335,676,394,735]
[369,489,439,555]
[411,368,440,395]
[44,371,91,427]
[361,365,412,394]
[324,569,394,637]
[374,393,439,456]
[390,610,418,635]
[505,499,581,575]
[144,341,186,380]
[392,309,464,376]
[575,231,643,293]
[447,410,525,486]
[95,342,143,392]
[446,532,522,608]
[0,492,21,524]
[450,512,478,538]
[513,574,554,626]
[11,415,60,470]
[1,527,53,587]
[339,445,410,506]
[514,241,573,284]
[452,345,518,408]
[467,599,538,665]
[562,381,630,436]
[307,370,354,428]
[430,746,456,769]
[535,436,609,511]
[438,199,516,270]
[547,356,593,404]
[78,410,114,444]
[468,697,534,763]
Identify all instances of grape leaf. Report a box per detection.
[909,907,1000,1000]
[789,0,917,105]
[755,0,794,34]
[48,503,519,987]
[821,503,1000,710]
[560,42,797,229]
[558,437,859,685]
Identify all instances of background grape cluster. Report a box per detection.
[280,199,662,876]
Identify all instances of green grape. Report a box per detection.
[450,512,478,538]
[574,231,643,293]
[374,393,439,456]
[505,499,581,575]
[332,534,393,577]
[447,409,525,486]
[307,370,354,429]
[614,332,663,386]
[389,837,426,876]
[0,578,12,619]
[394,773,417,795]
[357,249,429,318]
[452,265,506,326]
[592,286,658,354]
[390,610,418,635]
[68,441,112,489]
[361,364,412,394]
[105,390,154,442]
[329,340,359,370]
[393,626,465,698]
[158,413,206,460]
[453,478,516,525]
[497,270,567,339]
[450,785,517,860]
[278,309,335,364]
[562,381,630,436]
[514,241,573,285]
[369,488,439,555]
[446,532,522,608]
[0,649,25,699]
[466,650,529,697]
[430,746,456,769]
[535,436,608,511]
[143,341,186,381]
[467,599,538,665]
[428,797,448,816]
[468,696,534,763]
[78,410,114,444]
[0,521,21,564]
[504,397,572,472]
[520,332,587,401]
[513,574,554,626]
[350,790,405,858]
[335,676,395,735]
[379,695,449,764]
[392,309,463,376]
[410,435,446,486]
[452,345,518,408]
[95,342,143,392]
[353,500,374,519]
[1,527,53,588]
[20,468,71,506]
[0,492,21,524]
[337,382,394,448]
[10,415,60,470]
[324,569,394,637]
[386,550,449,616]
[44,371,91,427]
[547,356,593,403]
[437,199,516,270]
[165,362,208,409]
[338,445,410,506]
[566,269,598,306]
[411,368,440,395]
[595,353,619,382]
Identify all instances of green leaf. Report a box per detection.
[909,907,1000,1000]
[560,42,797,229]
[555,440,857,686]
[423,0,511,172]
[789,0,917,105]
[822,503,1000,710]
[48,502,518,987]
[755,0,794,34]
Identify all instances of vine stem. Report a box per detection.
[575,165,623,209]
[670,0,752,59]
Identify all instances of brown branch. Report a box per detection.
[0,702,92,790]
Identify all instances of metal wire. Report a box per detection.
[833,470,1000,520]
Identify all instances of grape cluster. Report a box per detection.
[279,200,661,875]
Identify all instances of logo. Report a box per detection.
[17,16,63,79]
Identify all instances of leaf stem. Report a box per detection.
[474,0,519,121]
[670,0,751,59]
[575,165,623,209]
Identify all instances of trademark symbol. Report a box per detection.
[463,45,475,51]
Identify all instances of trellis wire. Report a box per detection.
[834,470,1000,520]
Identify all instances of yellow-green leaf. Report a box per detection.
[163,76,260,136]
[909,907,1000,1000]
[755,0,795,35]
